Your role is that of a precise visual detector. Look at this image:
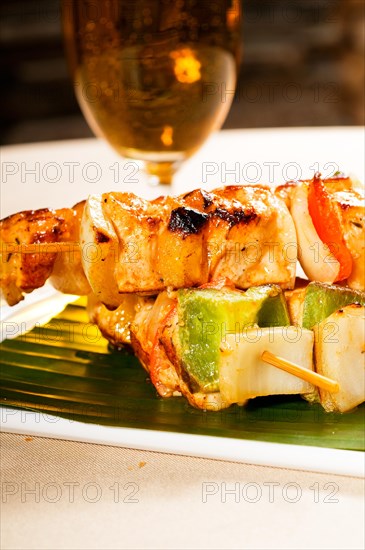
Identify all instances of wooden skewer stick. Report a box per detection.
[261,350,340,394]
[3,242,80,253]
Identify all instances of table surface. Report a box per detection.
[1,126,364,217]
[1,127,364,550]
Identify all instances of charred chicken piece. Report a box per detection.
[0,202,90,305]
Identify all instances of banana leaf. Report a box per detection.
[0,301,364,451]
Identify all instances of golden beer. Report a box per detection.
[63,0,241,183]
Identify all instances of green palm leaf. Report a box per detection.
[0,302,364,450]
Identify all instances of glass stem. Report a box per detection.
[145,160,180,186]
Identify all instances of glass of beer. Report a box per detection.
[62,0,242,185]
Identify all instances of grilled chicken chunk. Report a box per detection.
[81,192,208,307]
[82,186,296,307]
[87,292,153,346]
[0,202,90,305]
[131,291,182,398]
[185,186,297,289]
[1,209,59,305]
[130,291,226,410]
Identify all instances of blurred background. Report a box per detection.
[1,0,364,146]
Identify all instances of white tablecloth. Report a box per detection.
[1,127,364,217]
[1,432,364,550]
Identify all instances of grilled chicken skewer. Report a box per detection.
[129,280,364,412]
[1,175,364,309]
[1,184,297,306]
[0,176,364,413]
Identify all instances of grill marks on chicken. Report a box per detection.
[81,192,209,307]
[81,187,296,307]
[196,186,296,289]
[167,206,209,235]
